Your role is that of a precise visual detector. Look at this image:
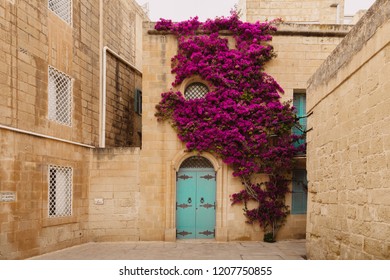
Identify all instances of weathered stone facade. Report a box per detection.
[238,0,345,24]
[3,0,384,260]
[103,0,143,147]
[89,147,141,241]
[265,23,351,238]
[0,0,147,259]
[306,0,390,259]
[141,20,350,241]
[0,129,91,259]
[231,1,351,241]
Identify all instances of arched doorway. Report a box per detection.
[176,156,216,239]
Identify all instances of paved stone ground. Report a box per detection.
[29,240,306,260]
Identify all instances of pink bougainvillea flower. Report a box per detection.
[154,12,305,238]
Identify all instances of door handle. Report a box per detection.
[188,197,192,204]
[200,197,204,203]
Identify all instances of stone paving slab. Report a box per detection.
[29,240,306,260]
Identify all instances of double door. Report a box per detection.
[176,169,216,239]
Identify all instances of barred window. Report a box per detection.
[48,0,72,25]
[48,165,73,218]
[184,82,209,100]
[48,66,73,126]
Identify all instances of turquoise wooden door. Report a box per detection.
[176,168,216,239]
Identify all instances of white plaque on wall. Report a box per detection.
[0,192,16,202]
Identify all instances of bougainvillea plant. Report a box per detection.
[155,12,304,241]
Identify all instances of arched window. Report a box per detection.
[184,82,209,100]
[179,156,213,169]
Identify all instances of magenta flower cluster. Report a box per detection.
[155,13,304,238]
[230,175,289,230]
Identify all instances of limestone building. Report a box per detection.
[239,0,345,24]
[306,0,390,259]
[0,0,147,259]
[142,0,351,242]
[2,0,382,260]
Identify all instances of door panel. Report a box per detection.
[176,171,196,239]
[176,169,216,239]
[195,171,216,238]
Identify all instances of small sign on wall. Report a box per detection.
[0,192,16,202]
[94,198,104,205]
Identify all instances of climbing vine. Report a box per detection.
[155,12,304,241]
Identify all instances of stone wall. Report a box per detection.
[240,4,351,239]
[103,0,146,147]
[0,0,99,260]
[0,130,90,259]
[306,0,390,259]
[239,0,345,24]
[140,28,178,240]
[0,0,100,145]
[256,24,348,240]
[104,55,142,147]
[142,22,349,242]
[266,23,350,102]
[141,26,274,241]
[0,0,147,259]
[89,148,140,242]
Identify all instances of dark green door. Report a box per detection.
[176,163,216,239]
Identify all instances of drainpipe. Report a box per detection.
[0,124,95,148]
[101,46,107,148]
[99,0,104,147]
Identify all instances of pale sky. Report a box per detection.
[135,0,377,21]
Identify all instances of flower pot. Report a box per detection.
[263,232,276,243]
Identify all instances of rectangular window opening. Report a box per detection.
[48,66,73,126]
[48,0,72,25]
[48,165,73,218]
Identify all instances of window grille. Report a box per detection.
[180,156,213,169]
[48,165,73,218]
[184,82,209,100]
[48,66,73,126]
[48,0,72,25]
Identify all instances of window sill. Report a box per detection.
[42,215,77,227]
